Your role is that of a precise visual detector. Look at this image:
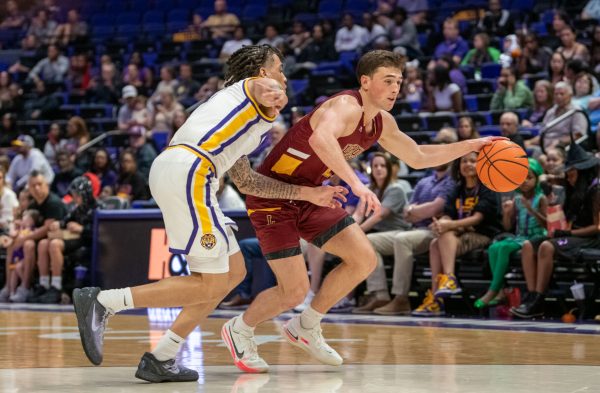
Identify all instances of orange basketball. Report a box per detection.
[476,140,529,192]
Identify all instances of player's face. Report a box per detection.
[365,67,402,111]
[261,54,287,90]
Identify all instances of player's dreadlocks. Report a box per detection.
[224,44,283,87]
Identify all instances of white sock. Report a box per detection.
[51,276,62,290]
[152,329,184,361]
[300,306,324,329]
[97,288,134,314]
[39,276,50,289]
[234,314,255,336]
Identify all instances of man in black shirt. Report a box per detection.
[8,170,66,302]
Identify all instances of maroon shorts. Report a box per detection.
[246,197,354,260]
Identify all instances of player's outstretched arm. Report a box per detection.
[228,156,347,208]
[378,112,507,169]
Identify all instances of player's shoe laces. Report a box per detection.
[134,352,199,383]
[282,315,343,366]
[73,287,113,365]
[221,317,269,373]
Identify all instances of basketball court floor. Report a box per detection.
[2,304,600,392]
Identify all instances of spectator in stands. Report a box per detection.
[7,170,66,302]
[572,72,595,111]
[539,146,566,186]
[149,65,178,108]
[590,25,600,74]
[499,111,526,150]
[51,150,83,198]
[126,126,156,181]
[355,142,455,315]
[27,44,69,84]
[413,152,501,317]
[457,116,481,141]
[437,55,467,95]
[335,13,366,53]
[90,148,118,195]
[23,79,61,120]
[194,78,218,105]
[175,63,200,106]
[53,9,88,47]
[169,109,187,143]
[352,153,410,234]
[258,24,285,49]
[62,116,91,165]
[565,58,600,93]
[511,143,600,318]
[426,65,463,112]
[549,10,571,48]
[86,62,121,105]
[523,80,554,126]
[582,0,600,20]
[548,51,567,85]
[7,135,55,192]
[477,0,515,37]
[118,85,152,132]
[490,66,534,110]
[27,8,57,46]
[433,18,469,65]
[43,122,62,168]
[287,21,311,56]
[123,63,150,98]
[517,33,552,76]
[461,33,500,69]
[202,0,240,40]
[67,54,91,96]
[0,72,15,114]
[526,82,587,151]
[0,0,25,30]
[0,113,18,149]
[297,24,337,65]
[387,7,419,55]
[361,12,388,50]
[34,176,97,303]
[475,158,547,309]
[400,60,423,104]
[152,87,184,135]
[219,26,252,62]
[557,25,590,63]
[0,167,18,234]
[0,209,41,303]
[115,149,150,201]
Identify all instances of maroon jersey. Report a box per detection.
[255,90,383,187]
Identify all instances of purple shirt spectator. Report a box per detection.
[434,38,469,60]
[410,172,455,227]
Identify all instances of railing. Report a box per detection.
[539,108,592,154]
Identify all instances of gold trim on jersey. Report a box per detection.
[199,103,259,152]
[244,77,277,122]
[247,207,282,216]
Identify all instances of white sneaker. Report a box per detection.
[221,317,269,373]
[282,315,343,366]
[0,287,9,303]
[9,286,29,303]
[293,290,315,313]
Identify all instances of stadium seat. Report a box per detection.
[395,115,423,132]
[480,63,501,79]
[421,113,457,130]
[467,79,495,94]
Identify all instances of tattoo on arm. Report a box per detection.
[228,157,302,200]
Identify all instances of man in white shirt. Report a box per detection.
[335,13,367,53]
[6,135,55,192]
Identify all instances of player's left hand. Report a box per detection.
[470,136,509,152]
[306,185,348,208]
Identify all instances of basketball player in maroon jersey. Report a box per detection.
[221,50,504,372]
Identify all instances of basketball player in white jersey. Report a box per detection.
[72,45,347,383]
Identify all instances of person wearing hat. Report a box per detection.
[475,158,547,309]
[32,176,97,304]
[117,85,151,132]
[6,134,54,192]
[511,142,600,319]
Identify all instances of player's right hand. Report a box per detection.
[253,78,288,112]
[307,185,348,209]
[352,183,381,217]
